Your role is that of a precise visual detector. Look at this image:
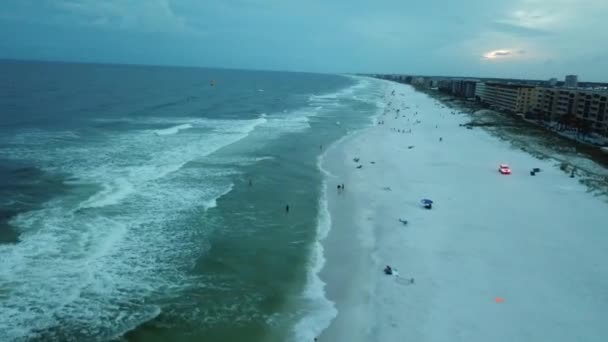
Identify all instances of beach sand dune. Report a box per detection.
[318,82,608,342]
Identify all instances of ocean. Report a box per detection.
[0,60,386,341]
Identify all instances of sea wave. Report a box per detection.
[152,123,193,136]
[292,153,338,342]
[79,177,135,209]
[261,106,326,134]
[0,115,262,340]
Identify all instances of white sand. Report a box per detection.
[317,81,608,342]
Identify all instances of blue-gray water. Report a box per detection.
[0,60,385,341]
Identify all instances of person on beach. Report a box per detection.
[337,184,341,192]
[341,183,345,191]
[384,265,393,275]
[286,204,290,213]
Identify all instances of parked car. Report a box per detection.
[499,164,511,175]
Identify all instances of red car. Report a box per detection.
[498,164,511,175]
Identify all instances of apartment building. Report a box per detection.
[536,87,608,135]
[565,75,578,88]
[475,82,537,114]
[450,79,477,98]
[437,79,477,98]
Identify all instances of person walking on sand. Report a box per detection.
[341,183,345,191]
[286,204,290,213]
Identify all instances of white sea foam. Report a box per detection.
[152,123,193,136]
[79,177,135,209]
[203,183,234,210]
[254,156,275,162]
[0,115,267,340]
[310,94,337,100]
[212,116,267,134]
[307,76,378,110]
[293,155,337,341]
[82,116,267,211]
[262,109,316,134]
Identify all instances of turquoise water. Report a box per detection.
[0,61,386,341]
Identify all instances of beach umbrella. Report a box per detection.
[421,199,433,205]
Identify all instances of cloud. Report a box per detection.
[51,0,203,34]
[483,49,513,59]
[2,0,608,79]
[490,21,552,37]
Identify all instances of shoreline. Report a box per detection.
[294,78,389,341]
[317,131,378,341]
[317,81,608,341]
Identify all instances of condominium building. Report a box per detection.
[548,78,558,86]
[536,87,608,135]
[450,79,477,98]
[411,77,426,86]
[437,79,477,98]
[474,81,486,100]
[475,82,537,114]
[565,75,578,88]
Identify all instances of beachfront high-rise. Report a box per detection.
[474,82,537,114]
[565,75,579,88]
[549,78,558,86]
[535,87,608,135]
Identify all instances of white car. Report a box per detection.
[498,164,511,175]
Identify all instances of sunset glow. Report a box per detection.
[483,49,512,59]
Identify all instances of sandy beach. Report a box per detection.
[317,81,608,341]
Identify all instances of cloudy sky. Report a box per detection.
[1,0,607,80]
